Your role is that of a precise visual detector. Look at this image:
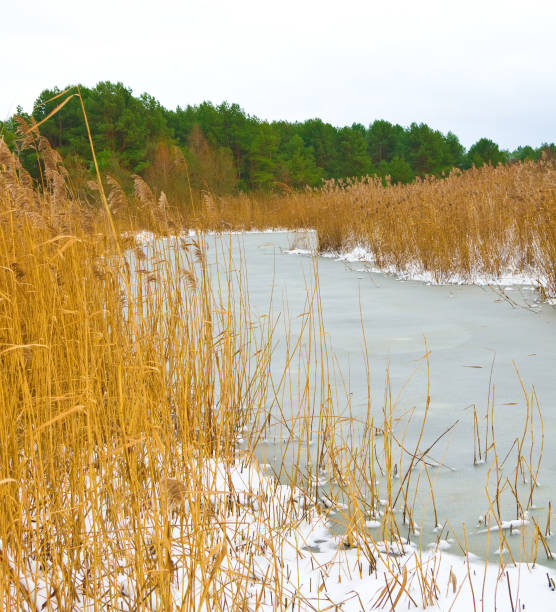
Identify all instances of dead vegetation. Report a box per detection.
[204,162,556,299]
[0,100,554,608]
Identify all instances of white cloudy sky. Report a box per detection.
[2,0,555,149]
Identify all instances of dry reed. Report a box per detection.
[207,163,556,300]
[0,118,553,609]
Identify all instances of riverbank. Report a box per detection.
[2,137,554,609]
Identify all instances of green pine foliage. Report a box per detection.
[3,81,554,198]
[465,138,508,169]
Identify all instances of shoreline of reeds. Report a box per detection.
[1,128,555,609]
[185,161,555,302]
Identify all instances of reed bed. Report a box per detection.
[0,139,280,608]
[1,133,555,610]
[199,162,556,300]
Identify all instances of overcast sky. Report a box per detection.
[2,0,555,149]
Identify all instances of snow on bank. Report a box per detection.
[10,454,556,610]
[285,243,554,300]
[129,229,553,299]
[133,457,556,610]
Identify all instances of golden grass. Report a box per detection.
[200,162,556,299]
[1,127,554,610]
[0,140,272,607]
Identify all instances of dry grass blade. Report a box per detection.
[24,94,80,134]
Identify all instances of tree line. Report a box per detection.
[1,81,554,199]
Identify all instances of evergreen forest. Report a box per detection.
[1,81,554,199]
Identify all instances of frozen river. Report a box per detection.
[198,230,556,562]
[132,228,555,562]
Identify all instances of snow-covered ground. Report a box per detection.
[288,243,550,293]
[10,455,556,610]
[103,229,556,610]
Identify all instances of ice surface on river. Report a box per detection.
[123,229,556,609]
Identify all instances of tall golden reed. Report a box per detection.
[0,117,553,609]
[207,162,556,299]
